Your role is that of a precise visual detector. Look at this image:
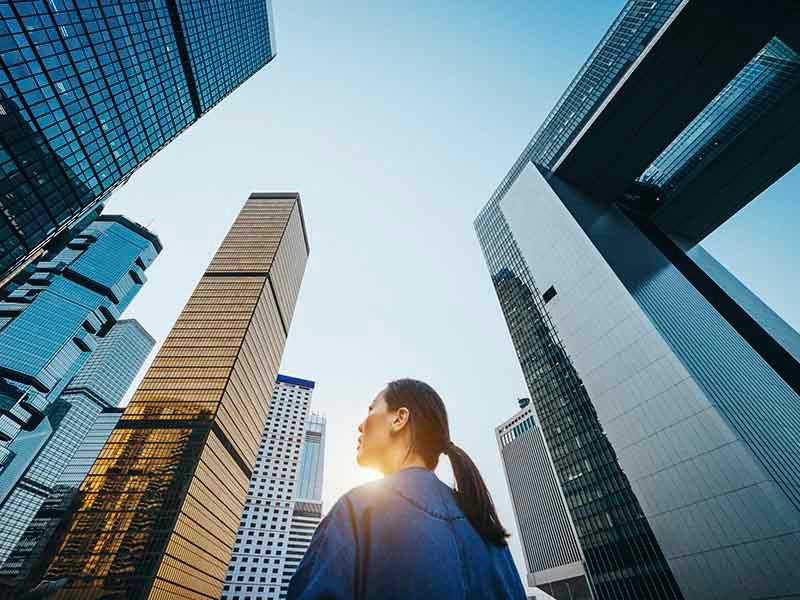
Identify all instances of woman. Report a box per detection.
[287,378,527,599]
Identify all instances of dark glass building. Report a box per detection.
[45,193,309,600]
[0,484,79,598]
[0,219,159,566]
[476,2,800,599]
[0,0,277,287]
[0,90,94,278]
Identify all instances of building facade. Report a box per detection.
[0,0,277,287]
[0,317,152,590]
[0,405,124,596]
[0,484,79,597]
[295,412,325,502]
[476,2,800,599]
[282,412,326,597]
[497,402,591,600]
[0,216,160,566]
[0,405,123,597]
[58,405,123,487]
[221,376,324,600]
[45,193,310,600]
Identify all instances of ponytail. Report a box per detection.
[383,379,511,548]
[445,442,510,547]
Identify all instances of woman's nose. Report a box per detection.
[357,419,365,433]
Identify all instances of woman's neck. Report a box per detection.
[381,451,428,476]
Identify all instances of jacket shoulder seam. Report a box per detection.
[385,486,465,521]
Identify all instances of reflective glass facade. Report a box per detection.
[0,90,94,277]
[296,412,325,502]
[59,406,122,487]
[476,2,800,598]
[0,318,152,585]
[63,318,155,408]
[638,37,800,198]
[522,0,682,173]
[173,1,274,113]
[281,413,326,599]
[223,375,318,600]
[0,215,159,567]
[0,0,276,286]
[46,194,309,600]
[478,245,681,599]
[0,484,79,595]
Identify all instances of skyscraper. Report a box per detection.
[0,406,124,597]
[221,375,322,600]
[0,318,153,585]
[58,406,123,487]
[476,2,800,599]
[0,91,94,280]
[497,402,591,600]
[0,216,160,565]
[296,412,326,503]
[282,412,326,597]
[0,485,79,598]
[46,193,310,599]
[0,0,278,287]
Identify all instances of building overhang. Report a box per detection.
[552,0,800,242]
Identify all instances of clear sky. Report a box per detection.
[108,0,799,583]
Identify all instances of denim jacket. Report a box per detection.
[287,467,527,599]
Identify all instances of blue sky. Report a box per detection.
[108,0,799,580]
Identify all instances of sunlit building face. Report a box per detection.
[44,193,309,599]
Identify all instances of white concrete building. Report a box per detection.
[222,375,324,600]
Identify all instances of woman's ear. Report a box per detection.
[392,407,410,432]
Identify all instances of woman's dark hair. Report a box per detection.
[383,378,510,547]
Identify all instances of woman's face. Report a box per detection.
[356,391,398,472]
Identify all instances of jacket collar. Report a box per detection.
[381,467,463,520]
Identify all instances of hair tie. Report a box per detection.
[444,441,456,455]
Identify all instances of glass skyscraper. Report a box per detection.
[0,484,79,598]
[296,412,326,502]
[45,193,309,600]
[0,318,153,571]
[637,37,800,200]
[0,319,150,593]
[58,405,123,487]
[283,411,326,598]
[0,215,160,567]
[0,408,123,596]
[223,375,326,600]
[476,1,800,599]
[0,0,277,287]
